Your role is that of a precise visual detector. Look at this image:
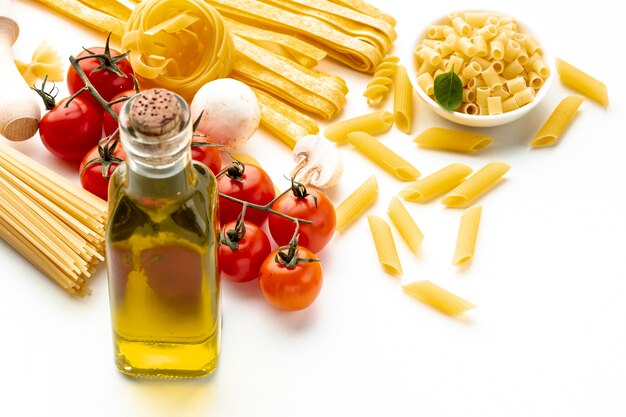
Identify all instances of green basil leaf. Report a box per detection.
[434,69,463,112]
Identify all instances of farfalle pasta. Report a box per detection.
[15,42,64,86]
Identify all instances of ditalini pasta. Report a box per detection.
[556,58,608,107]
[363,56,399,105]
[347,132,420,181]
[442,162,510,208]
[394,65,413,133]
[399,163,473,203]
[335,175,378,232]
[325,111,394,143]
[387,197,423,253]
[453,205,482,266]
[532,95,584,148]
[402,280,476,316]
[415,12,551,114]
[414,127,493,153]
[367,215,402,275]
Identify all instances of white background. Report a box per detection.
[2,1,624,416]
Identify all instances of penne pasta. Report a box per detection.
[394,65,414,133]
[399,163,473,203]
[414,127,493,153]
[441,162,510,208]
[403,280,476,316]
[556,58,609,106]
[453,205,482,266]
[325,111,394,143]
[347,132,420,181]
[335,175,378,232]
[367,215,402,275]
[387,197,423,253]
[531,95,584,148]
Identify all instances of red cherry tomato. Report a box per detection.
[218,163,275,226]
[39,97,103,162]
[102,90,137,137]
[269,186,336,253]
[67,45,134,109]
[258,246,323,311]
[79,141,126,200]
[192,136,222,176]
[219,221,271,282]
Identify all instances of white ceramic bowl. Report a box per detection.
[408,11,554,128]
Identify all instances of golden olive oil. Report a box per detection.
[106,90,220,378]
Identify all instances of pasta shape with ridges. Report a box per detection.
[403,280,476,316]
[335,176,378,232]
[387,197,423,253]
[325,111,394,143]
[414,128,493,153]
[347,132,420,181]
[364,56,399,105]
[399,163,473,203]
[453,205,482,266]
[367,215,402,275]
[532,96,584,148]
[394,65,413,133]
[442,162,510,208]
[556,58,608,107]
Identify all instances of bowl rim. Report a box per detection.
[410,9,555,124]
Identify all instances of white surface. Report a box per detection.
[1,1,624,416]
[409,10,555,127]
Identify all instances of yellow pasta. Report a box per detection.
[367,215,402,275]
[254,88,319,148]
[416,73,434,95]
[403,280,476,316]
[531,95,584,148]
[502,59,524,79]
[364,55,399,105]
[506,76,526,94]
[400,163,473,203]
[15,42,64,86]
[394,65,413,133]
[387,197,423,253]
[414,12,550,115]
[514,87,535,107]
[502,96,519,113]
[335,175,378,232]
[556,58,609,106]
[324,111,394,143]
[122,0,234,102]
[487,96,503,115]
[414,127,493,153]
[453,205,482,266]
[460,102,479,115]
[441,162,510,208]
[347,132,420,181]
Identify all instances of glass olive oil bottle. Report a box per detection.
[106,89,220,378]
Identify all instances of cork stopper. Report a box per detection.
[128,89,182,136]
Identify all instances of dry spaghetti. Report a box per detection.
[0,142,107,296]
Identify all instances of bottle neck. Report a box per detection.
[118,90,195,199]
